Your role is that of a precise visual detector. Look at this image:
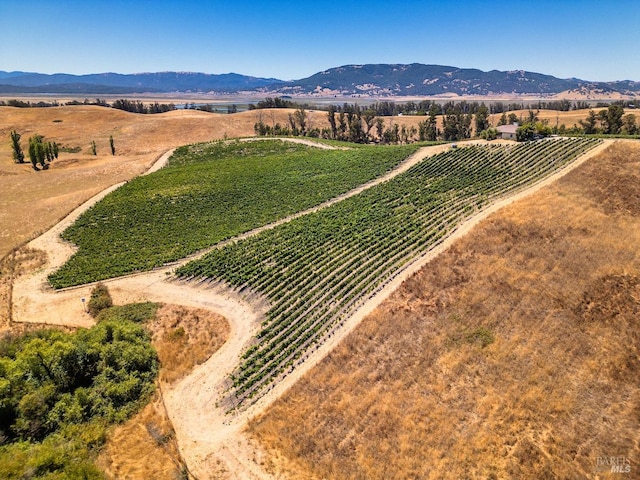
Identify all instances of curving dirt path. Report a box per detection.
[9,138,613,479]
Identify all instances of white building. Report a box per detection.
[496,123,518,140]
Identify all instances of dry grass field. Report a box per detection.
[248,141,640,479]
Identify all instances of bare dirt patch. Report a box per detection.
[248,141,640,479]
[0,246,48,334]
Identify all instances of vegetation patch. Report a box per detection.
[87,282,113,317]
[49,140,418,288]
[0,303,158,479]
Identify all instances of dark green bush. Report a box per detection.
[87,283,112,317]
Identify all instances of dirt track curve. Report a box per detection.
[10,138,613,479]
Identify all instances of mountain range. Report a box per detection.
[1,64,639,96]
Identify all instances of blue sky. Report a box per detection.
[1,0,638,81]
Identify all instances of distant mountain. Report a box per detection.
[0,71,284,94]
[271,64,640,97]
[0,65,638,96]
[0,83,156,94]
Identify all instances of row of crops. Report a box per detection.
[175,137,601,408]
[48,140,420,288]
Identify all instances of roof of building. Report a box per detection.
[496,124,518,134]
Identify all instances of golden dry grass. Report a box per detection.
[97,394,186,480]
[248,141,640,479]
[150,304,230,384]
[97,303,230,480]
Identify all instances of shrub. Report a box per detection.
[465,327,495,348]
[87,283,112,317]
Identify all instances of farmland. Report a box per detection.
[48,140,419,288]
[175,137,601,407]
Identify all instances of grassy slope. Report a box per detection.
[49,141,418,287]
[248,141,640,479]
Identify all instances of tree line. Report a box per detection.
[578,105,638,135]
[246,97,637,116]
[1,97,176,114]
[254,101,639,144]
[254,102,488,143]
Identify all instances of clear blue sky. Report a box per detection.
[1,0,638,81]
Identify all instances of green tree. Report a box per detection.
[375,118,385,142]
[87,283,112,317]
[622,113,637,135]
[36,141,46,169]
[579,110,598,134]
[598,105,624,134]
[516,122,536,141]
[362,109,376,142]
[28,137,38,169]
[442,105,472,141]
[293,107,307,136]
[418,104,439,141]
[90,140,97,155]
[10,131,25,163]
[480,127,499,140]
[28,135,47,170]
[474,104,490,135]
[109,135,116,155]
[327,105,338,139]
[45,142,54,162]
[338,112,347,140]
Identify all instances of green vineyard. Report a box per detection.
[48,140,419,288]
[175,138,601,408]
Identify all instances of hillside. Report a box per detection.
[0,106,324,259]
[248,141,640,479]
[2,100,638,478]
[1,64,639,96]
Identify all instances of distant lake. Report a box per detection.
[175,103,250,112]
